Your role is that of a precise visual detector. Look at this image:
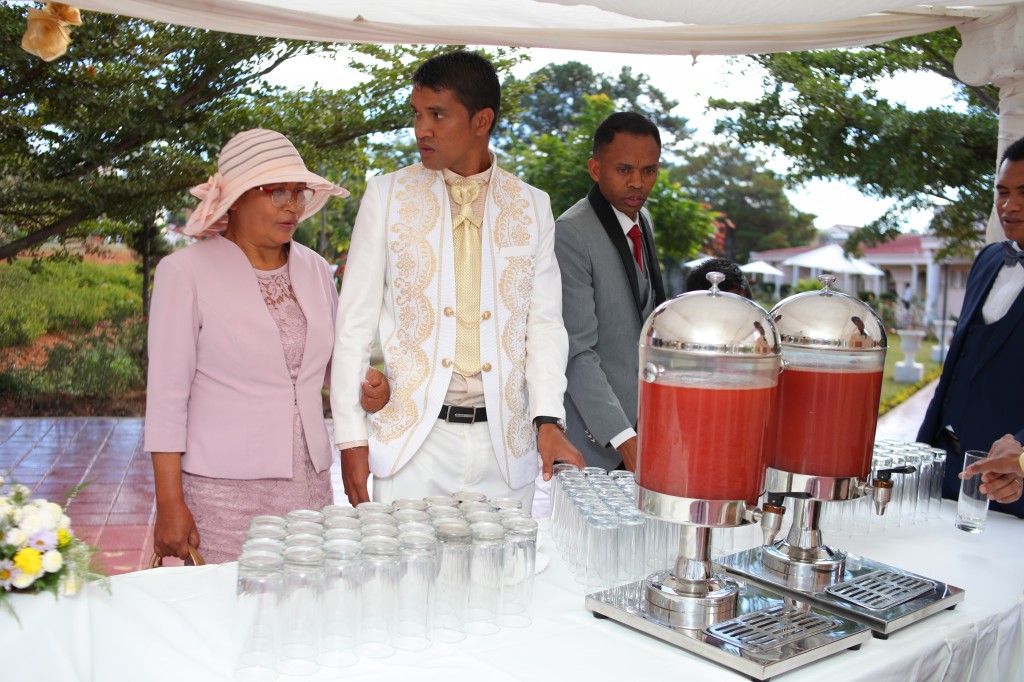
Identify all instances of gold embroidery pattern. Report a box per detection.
[372,167,438,443]
[499,255,535,459]
[491,168,531,248]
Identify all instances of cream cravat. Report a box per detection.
[450,177,482,376]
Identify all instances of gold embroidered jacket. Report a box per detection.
[331,162,569,489]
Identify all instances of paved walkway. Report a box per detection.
[0,380,938,576]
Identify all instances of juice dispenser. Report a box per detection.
[587,273,871,679]
[719,275,964,637]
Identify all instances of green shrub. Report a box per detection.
[0,259,141,349]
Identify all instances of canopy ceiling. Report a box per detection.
[66,1,1017,56]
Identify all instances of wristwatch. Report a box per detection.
[533,416,566,433]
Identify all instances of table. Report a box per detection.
[5,505,1023,682]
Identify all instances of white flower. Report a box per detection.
[0,498,11,519]
[11,484,30,499]
[5,527,28,547]
[11,568,35,589]
[18,512,42,536]
[34,501,63,530]
[41,549,63,573]
[58,513,71,530]
[0,559,14,589]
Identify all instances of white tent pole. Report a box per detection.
[955,5,1024,245]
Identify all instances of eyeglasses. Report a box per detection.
[257,185,314,209]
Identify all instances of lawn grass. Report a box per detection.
[879,332,944,415]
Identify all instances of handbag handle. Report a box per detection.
[148,545,206,568]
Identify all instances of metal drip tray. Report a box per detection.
[823,570,936,611]
[718,548,965,636]
[705,605,840,652]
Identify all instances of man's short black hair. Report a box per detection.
[1001,136,1024,165]
[412,51,501,135]
[593,112,661,157]
[685,257,752,299]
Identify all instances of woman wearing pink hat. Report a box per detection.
[144,129,387,563]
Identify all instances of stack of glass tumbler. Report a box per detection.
[550,441,949,590]
[234,493,538,680]
[548,465,677,599]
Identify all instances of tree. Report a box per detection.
[671,143,816,263]
[0,7,526,261]
[504,61,691,148]
[709,28,998,258]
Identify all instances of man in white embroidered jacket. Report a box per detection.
[331,51,584,512]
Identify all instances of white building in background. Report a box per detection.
[749,227,975,324]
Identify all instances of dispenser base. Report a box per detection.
[717,548,965,636]
[585,579,871,680]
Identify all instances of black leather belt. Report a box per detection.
[439,405,488,424]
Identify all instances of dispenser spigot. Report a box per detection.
[871,465,916,516]
[759,493,786,546]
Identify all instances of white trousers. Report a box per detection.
[372,418,536,513]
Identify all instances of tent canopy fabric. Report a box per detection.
[782,243,885,276]
[739,260,785,277]
[65,1,1013,55]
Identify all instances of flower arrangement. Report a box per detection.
[0,476,104,617]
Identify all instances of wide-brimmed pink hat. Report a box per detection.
[183,128,349,237]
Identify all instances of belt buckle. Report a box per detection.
[445,406,476,424]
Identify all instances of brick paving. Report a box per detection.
[0,382,934,575]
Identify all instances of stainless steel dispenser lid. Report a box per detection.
[642,272,780,355]
[769,275,887,350]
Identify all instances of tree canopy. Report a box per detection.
[0,7,524,260]
[671,143,816,263]
[709,28,998,258]
[504,61,690,148]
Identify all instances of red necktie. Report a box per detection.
[627,224,643,272]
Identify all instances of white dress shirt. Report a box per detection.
[982,241,1024,324]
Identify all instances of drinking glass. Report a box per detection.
[323,515,360,531]
[356,501,393,516]
[582,512,618,594]
[286,509,324,525]
[277,546,324,676]
[241,537,284,555]
[956,450,990,533]
[454,490,488,504]
[319,539,361,669]
[285,520,324,537]
[359,536,400,658]
[249,515,287,531]
[425,495,458,508]
[498,518,537,628]
[433,521,473,643]
[234,551,283,682]
[393,508,430,524]
[396,532,437,651]
[393,498,428,511]
[467,522,505,635]
[321,504,358,519]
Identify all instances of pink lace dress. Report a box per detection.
[181,264,333,563]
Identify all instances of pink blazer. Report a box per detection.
[143,235,338,479]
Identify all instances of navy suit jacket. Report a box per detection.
[918,243,1024,516]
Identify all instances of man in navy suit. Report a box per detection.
[918,136,1024,517]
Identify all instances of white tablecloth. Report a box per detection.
[5,505,1023,682]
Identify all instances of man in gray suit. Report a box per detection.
[555,112,667,471]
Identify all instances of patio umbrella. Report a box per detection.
[739,260,784,277]
[782,244,884,276]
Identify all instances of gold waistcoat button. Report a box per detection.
[481,362,492,372]
[444,306,454,317]
[442,358,453,368]
[481,310,492,320]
